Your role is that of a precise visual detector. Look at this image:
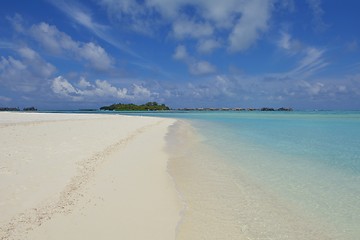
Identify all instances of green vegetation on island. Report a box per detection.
[0,107,37,112]
[100,102,170,111]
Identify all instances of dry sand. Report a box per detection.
[0,112,182,240]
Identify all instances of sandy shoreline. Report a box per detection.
[0,112,182,240]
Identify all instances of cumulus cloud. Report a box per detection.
[28,22,113,71]
[228,0,273,52]
[189,61,216,75]
[0,47,56,92]
[52,76,80,100]
[92,80,129,98]
[197,39,221,54]
[52,76,127,100]
[133,84,151,98]
[173,45,188,60]
[78,77,93,89]
[18,47,38,60]
[51,76,154,101]
[80,42,113,71]
[277,31,305,55]
[29,22,76,54]
[173,45,216,75]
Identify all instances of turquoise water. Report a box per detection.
[162,111,360,239]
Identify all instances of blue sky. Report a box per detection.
[1,0,360,110]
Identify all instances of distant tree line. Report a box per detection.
[23,107,37,111]
[0,107,37,112]
[100,102,170,111]
[0,107,20,111]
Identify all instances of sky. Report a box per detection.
[0,0,360,110]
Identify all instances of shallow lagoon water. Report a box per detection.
[163,111,360,239]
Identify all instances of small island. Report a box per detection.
[100,102,170,111]
[0,107,37,112]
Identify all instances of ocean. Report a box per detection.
[137,110,359,240]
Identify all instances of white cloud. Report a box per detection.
[18,47,38,60]
[189,61,216,75]
[18,47,56,78]
[0,56,26,72]
[133,84,151,98]
[172,17,213,39]
[52,76,80,97]
[52,76,128,100]
[0,47,56,92]
[29,22,113,71]
[92,80,129,98]
[278,32,292,50]
[8,17,114,71]
[197,39,221,54]
[228,0,272,52]
[78,77,92,89]
[29,22,76,54]
[173,45,188,60]
[173,45,216,75]
[277,31,303,55]
[51,76,154,101]
[80,42,113,71]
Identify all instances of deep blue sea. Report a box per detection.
[51,110,360,239]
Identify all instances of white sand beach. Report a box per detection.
[0,112,182,240]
